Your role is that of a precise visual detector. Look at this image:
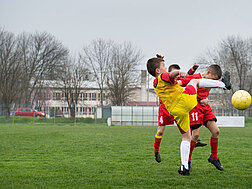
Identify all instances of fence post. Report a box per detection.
[121,106,122,126]
[74,104,76,126]
[131,106,133,126]
[142,106,143,126]
[33,104,35,126]
[54,106,56,126]
[95,108,97,126]
[153,106,154,126]
[12,103,15,125]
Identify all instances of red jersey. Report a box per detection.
[179,73,211,101]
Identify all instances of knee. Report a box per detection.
[212,128,220,137]
[157,131,163,136]
[157,129,164,136]
[193,133,199,141]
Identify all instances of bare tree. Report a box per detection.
[196,36,252,111]
[19,32,69,105]
[107,42,142,105]
[81,39,114,117]
[0,29,25,119]
[197,36,252,93]
[0,29,69,119]
[56,57,89,119]
[219,36,252,93]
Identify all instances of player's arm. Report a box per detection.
[177,63,199,85]
[160,71,185,85]
[187,63,199,76]
[169,70,186,78]
[177,74,196,86]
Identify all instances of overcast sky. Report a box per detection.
[1,0,252,71]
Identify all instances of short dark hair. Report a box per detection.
[207,64,222,79]
[146,58,164,77]
[168,64,180,72]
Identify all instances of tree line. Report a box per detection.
[1,28,251,119]
[0,28,142,119]
[197,36,252,108]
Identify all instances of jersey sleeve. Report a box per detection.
[179,73,201,87]
[160,72,176,85]
[187,68,195,76]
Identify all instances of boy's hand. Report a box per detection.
[199,98,208,106]
[156,54,164,59]
[192,63,199,71]
[179,71,186,78]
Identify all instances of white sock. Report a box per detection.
[180,140,190,169]
[198,78,225,88]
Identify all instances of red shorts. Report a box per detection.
[158,105,186,134]
[158,104,175,126]
[189,103,216,129]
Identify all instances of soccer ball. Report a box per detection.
[231,90,251,110]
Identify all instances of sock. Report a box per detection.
[154,134,162,153]
[188,140,196,162]
[198,78,225,89]
[180,140,190,169]
[210,136,218,159]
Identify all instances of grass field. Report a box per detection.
[0,118,252,188]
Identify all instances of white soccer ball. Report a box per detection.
[231,90,252,110]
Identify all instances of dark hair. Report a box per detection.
[168,64,180,72]
[146,58,164,77]
[207,64,222,79]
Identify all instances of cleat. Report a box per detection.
[178,165,190,176]
[155,152,162,163]
[195,139,207,148]
[208,155,224,171]
[222,71,231,90]
[188,161,192,173]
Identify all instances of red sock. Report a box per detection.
[154,134,162,153]
[210,136,218,159]
[188,140,196,162]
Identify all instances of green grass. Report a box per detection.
[0,118,252,188]
[0,116,107,126]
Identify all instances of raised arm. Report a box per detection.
[187,63,199,76]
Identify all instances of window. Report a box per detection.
[47,93,50,99]
[62,107,68,114]
[80,107,87,115]
[88,107,91,115]
[90,107,96,115]
[98,93,105,101]
[53,93,61,100]
[80,93,88,101]
[43,92,50,99]
[216,108,222,116]
[89,93,97,101]
[62,93,67,100]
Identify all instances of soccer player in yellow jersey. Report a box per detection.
[146,56,231,175]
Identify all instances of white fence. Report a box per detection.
[111,106,245,127]
[112,106,158,126]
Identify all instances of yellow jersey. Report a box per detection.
[153,72,184,113]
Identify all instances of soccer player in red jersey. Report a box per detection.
[178,65,228,171]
